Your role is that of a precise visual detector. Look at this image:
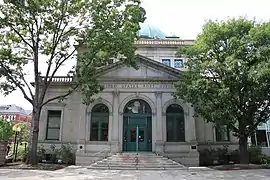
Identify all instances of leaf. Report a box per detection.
[175,17,270,137]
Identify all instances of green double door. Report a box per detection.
[123,115,152,152]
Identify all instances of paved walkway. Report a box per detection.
[0,166,270,179]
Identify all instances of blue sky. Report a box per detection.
[1,0,270,110]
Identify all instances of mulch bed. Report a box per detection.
[0,162,67,171]
[210,164,270,170]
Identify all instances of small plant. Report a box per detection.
[57,143,75,165]
[260,155,270,165]
[37,144,46,162]
[248,146,262,164]
[49,144,58,163]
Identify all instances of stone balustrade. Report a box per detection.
[40,76,73,83]
[134,39,194,46]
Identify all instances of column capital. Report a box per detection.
[155,92,162,98]
[112,91,120,97]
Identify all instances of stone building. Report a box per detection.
[38,24,239,166]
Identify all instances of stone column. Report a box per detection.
[77,103,86,140]
[155,92,164,154]
[188,104,197,142]
[111,91,120,152]
[77,103,87,154]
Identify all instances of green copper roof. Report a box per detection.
[138,23,166,39]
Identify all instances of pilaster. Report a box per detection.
[155,92,164,153]
[188,104,197,142]
[112,91,120,142]
[79,103,87,141]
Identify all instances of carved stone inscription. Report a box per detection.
[103,83,173,89]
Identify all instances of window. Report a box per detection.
[162,59,171,66]
[174,59,184,68]
[251,130,270,147]
[215,125,230,142]
[90,104,109,141]
[124,99,152,114]
[46,110,61,140]
[166,104,185,142]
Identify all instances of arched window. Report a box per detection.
[90,104,109,141]
[166,104,185,142]
[124,99,152,114]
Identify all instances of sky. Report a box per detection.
[0,0,270,110]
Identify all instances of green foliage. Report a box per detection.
[16,143,28,162]
[0,118,14,140]
[248,146,262,164]
[260,155,270,165]
[175,17,270,138]
[16,123,30,142]
[37,143,74,164]
[247,146,270,164]
[199,145,232,166]
[0,0,145,165]
[0,0,145,105]
[57,143,74,165]
[49,144,58,163]
[37,144,46,162]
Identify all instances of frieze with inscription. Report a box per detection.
[103,83,174,89]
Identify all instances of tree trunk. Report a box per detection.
[239,134,249,164]
[26,107,41,165]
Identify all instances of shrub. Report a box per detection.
[229,149,240,164]
[57,143,75,165]
[37,144,46,162]
[199,146,229,166]
[199,145,241,166]
[16,143,28,162]
[49,144,58,163]
[0,119,14,140]
[248,146,262,164]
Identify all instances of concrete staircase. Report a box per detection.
[87,152,187,170]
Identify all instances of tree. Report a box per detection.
[0,118,14,140]
[0,0,145,165]
[175,18,270,164]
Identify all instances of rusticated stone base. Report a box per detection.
[0,140,7,166]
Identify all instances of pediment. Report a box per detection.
[98,55,181,80]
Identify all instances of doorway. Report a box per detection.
[122,99,152,152]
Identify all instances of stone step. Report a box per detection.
[107,157,170,160]
[92,164,184,169]
[96,161,179,165]
[94,162,181,166]
[87,166,187,170]
[88,153,186,170]
[102,159,175,163]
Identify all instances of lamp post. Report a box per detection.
[12,124,21,162]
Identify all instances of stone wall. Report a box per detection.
[0,141,7,166]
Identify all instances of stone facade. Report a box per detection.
[38,39,239,166]
[0,141,7,166]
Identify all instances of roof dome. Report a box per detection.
[138,23,166,39]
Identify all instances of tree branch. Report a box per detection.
[38,47,78,104]
[9,23,34,50]
[0,62,33,106]
[19,69,34,100]
[44,1,68,83]
[41,84,79,107]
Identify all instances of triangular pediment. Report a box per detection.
[98,55,182,80]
